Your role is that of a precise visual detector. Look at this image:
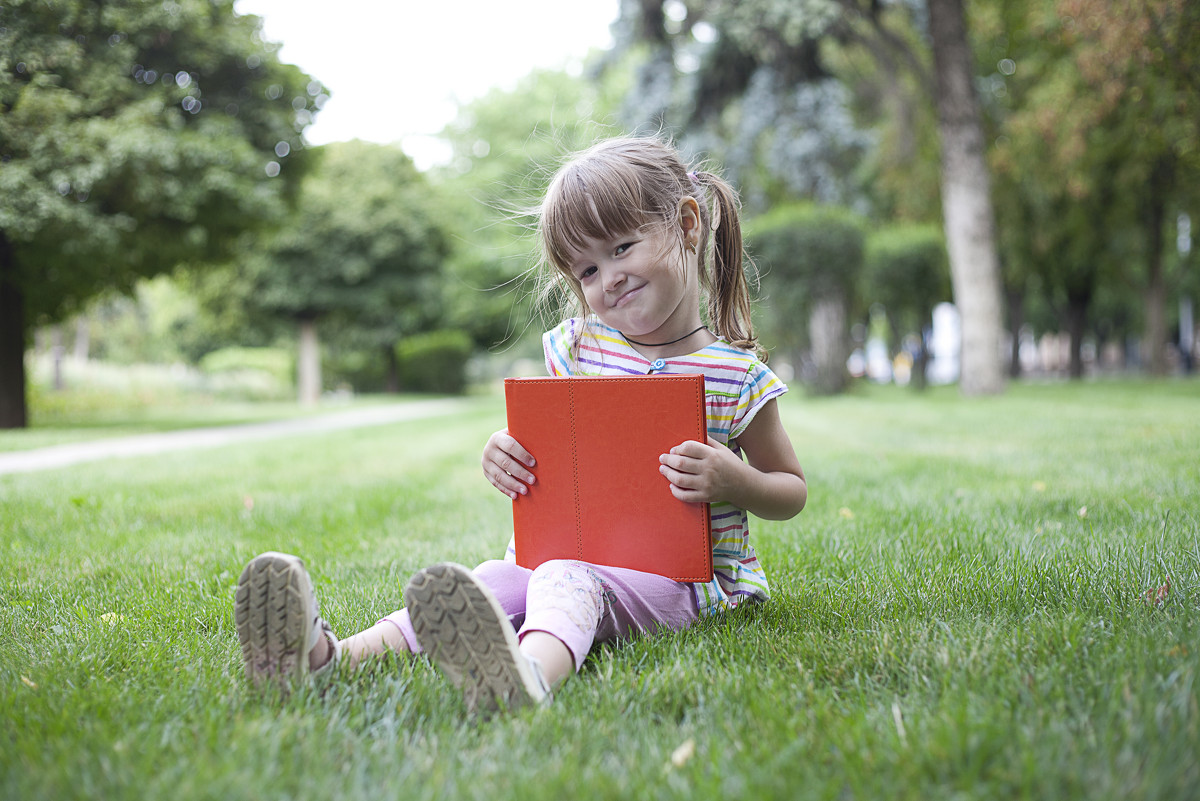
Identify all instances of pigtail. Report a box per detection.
[691,171,762,359]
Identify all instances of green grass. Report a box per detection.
[2,379,1198,800]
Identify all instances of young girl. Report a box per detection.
[235,135,807,713]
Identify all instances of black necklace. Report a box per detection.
[624,325,708,348]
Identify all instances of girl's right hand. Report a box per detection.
[482,428,536,500]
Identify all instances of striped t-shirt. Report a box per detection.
[523,315,789,615]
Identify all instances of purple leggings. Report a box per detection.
[380,559,699,672]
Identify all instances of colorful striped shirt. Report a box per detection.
[519,315,789,615]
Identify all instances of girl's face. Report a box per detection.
[562,200,704,346]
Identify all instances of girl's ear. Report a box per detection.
[678,197,702,247]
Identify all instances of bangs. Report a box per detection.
[540,157,673,274]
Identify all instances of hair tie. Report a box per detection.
[687,171,700,184]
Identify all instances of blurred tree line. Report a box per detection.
[4,0,1197,427]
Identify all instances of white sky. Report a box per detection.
[234,0,620,169]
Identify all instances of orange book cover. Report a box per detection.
[504,374,713,583]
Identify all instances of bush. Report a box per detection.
[396,330,473,394]
[863,224,950,390]
[748,203,865,312]
[198,347,294,400]
[864,224,950,330]
[747,204,865,395]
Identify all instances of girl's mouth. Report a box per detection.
[611,283,644,309]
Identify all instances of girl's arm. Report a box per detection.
[658,398,807,520]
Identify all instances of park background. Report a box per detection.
[2,1,1199,800]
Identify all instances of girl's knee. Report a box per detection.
[473,559,528,583]
[531,559,591,582]
[471,559,533,616]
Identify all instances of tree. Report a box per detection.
[239,140,448,402]
[983,0,1199,377]
[432,66,630,349]
[611,0,1007,394]
[864,224,951,388]
[0,0,321,427]
[1053,0,1199,375]
[748,204,865,395]
[925,0,1006,395]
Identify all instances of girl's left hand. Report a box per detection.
[658,436,745,504]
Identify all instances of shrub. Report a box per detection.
[198,347,294,400]
[864,224,950,332]
[396,330,473,394]
[747,204,865,395]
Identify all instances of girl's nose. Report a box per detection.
[602,266,626,292]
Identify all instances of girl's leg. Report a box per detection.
[518,560,698,685]
[364,559,532,668]
[333,621,411,670]
[404,561,548,713]
[236,551,342,689]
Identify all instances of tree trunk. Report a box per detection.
[384,343,400,393]
[73,316,90,362]
[808,293,849,395]
[297,316,321,406]
[51,326,65,391]
[0,233,28,429]
[1066,290,1091,379]
[913,309,931,391]
[1006,285,1026,379]
[1142,158,1171,376]
[926,0,1006,396]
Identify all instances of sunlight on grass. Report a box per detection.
[2,379,1197,800]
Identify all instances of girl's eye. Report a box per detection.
[614,242,633,256]
[579,266,597,280]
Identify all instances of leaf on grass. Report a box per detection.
[839,507,855,520]
[21,675,37,690]
[1077,506,1088,519]
[100,612,125,625]
[1032,481,1047,492]
[243,495,255,511]
[1144,577,1170,607]
[891,701,907,746]
[666,738,695,770]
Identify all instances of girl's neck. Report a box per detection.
[621,324,716,360]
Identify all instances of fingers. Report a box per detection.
[658,439,710,475]
[658,438,731,503]
[482,429,536,500]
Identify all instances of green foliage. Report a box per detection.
[198,346,293,385]
[747,203,865,394]
[433,67,630,345]
[750,203,866,303]
[1,381,1198,799]
[396,329,474,395]
[244,140,448,337]
[864,224,951,334]
[978,0,1200,372]
[0,0,323,321]
[748,203,865,347]
[0,0,324,426]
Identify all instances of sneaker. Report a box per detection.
[235,551,340,690]
[404,562,551,714]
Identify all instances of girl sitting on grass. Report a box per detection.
[235,134,807,713]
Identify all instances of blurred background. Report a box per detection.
[2,0,1196,429]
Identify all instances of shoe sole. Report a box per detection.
[235,552,315,689]
[404,562,548,714]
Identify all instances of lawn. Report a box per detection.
[2,379,1197,800]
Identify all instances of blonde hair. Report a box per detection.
[536,136,760,354]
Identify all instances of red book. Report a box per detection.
[504,374,713,583]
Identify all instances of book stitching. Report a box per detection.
[568,379,583,561]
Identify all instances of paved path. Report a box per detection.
[0,398,468,476]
